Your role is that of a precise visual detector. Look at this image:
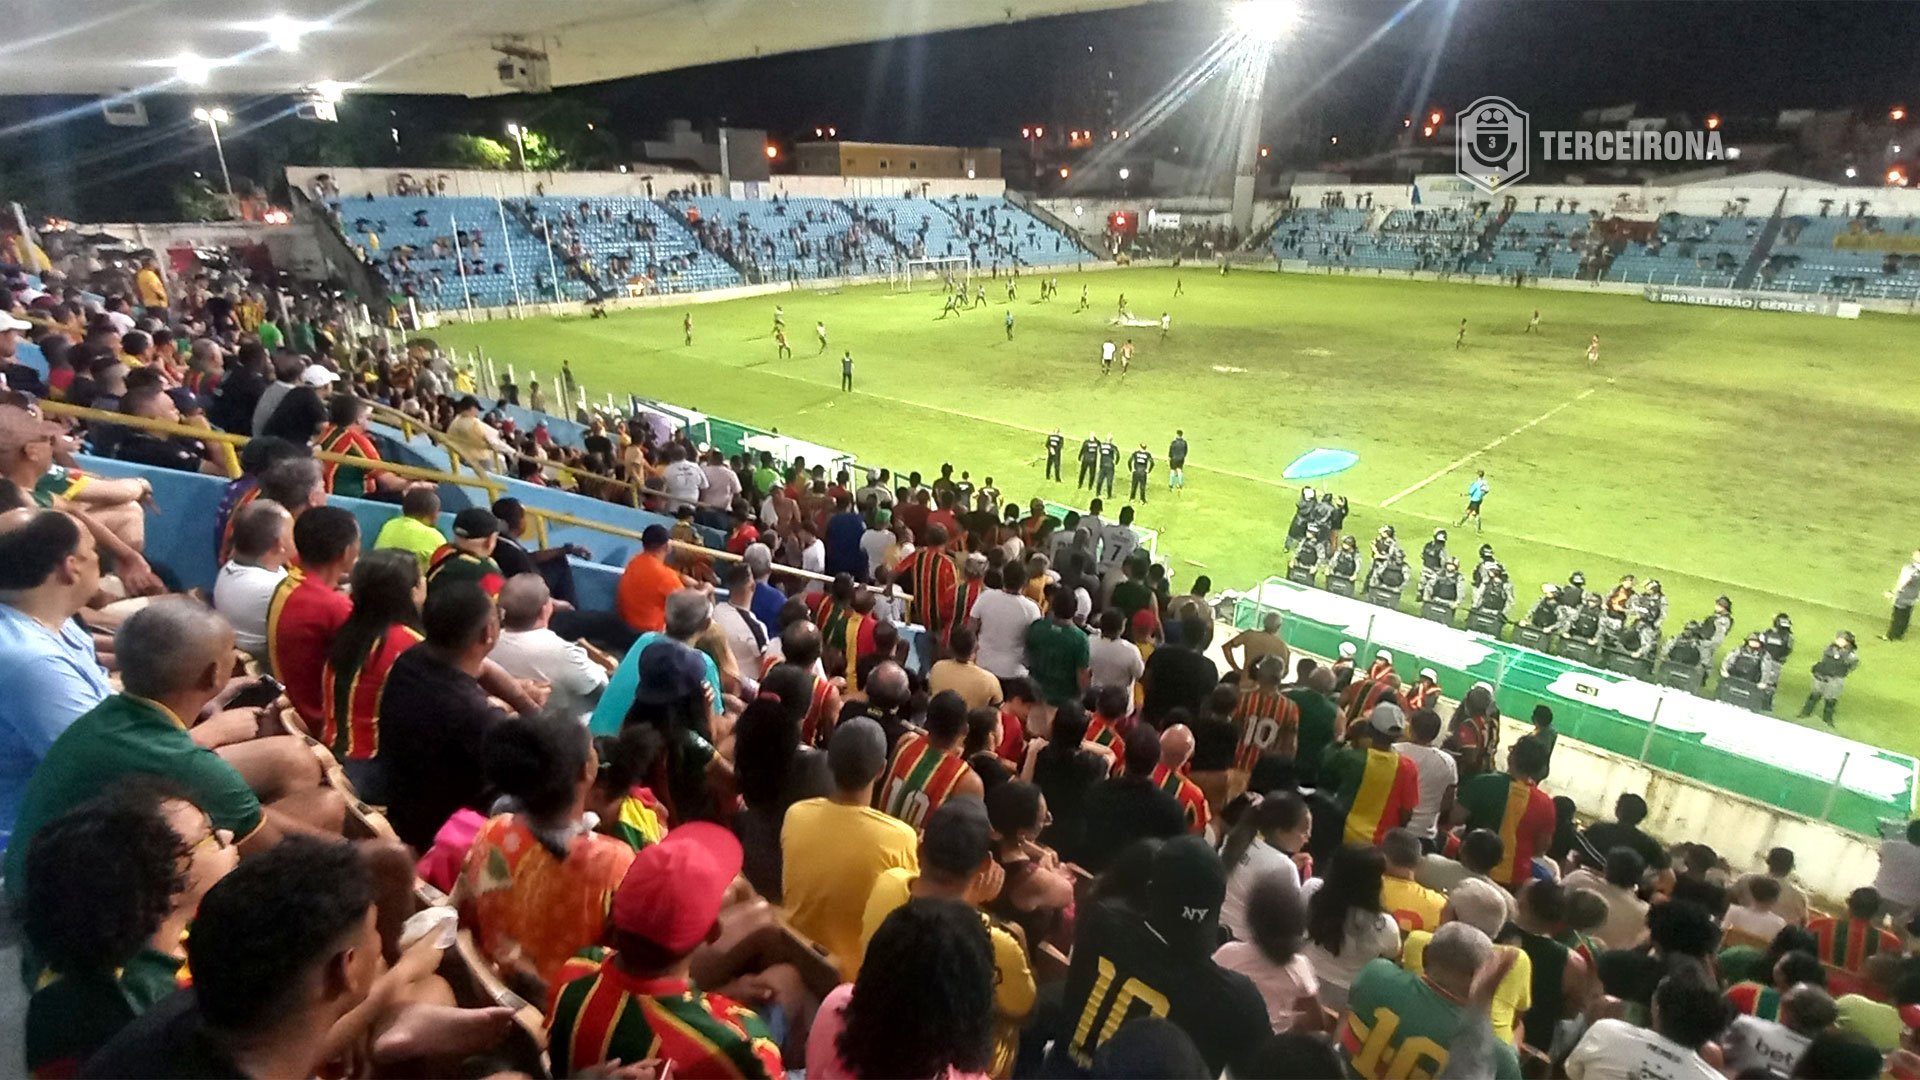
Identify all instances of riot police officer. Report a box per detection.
[1702,596,1735,658]
[1722,634,1768,685]
[1799,631,1859,727]
[1472,565,1515,622]
[1369,526,1402,585]
[1285,487,1316,551]
[1523,583,1566,633]
[1424,557,1465,611]
[1612,614,1658,660]
[1630,579,1668,629]
[1328,534,1361,585]
[1565,593,1605,648]
[1472,543,1499,588]
[1663,620,1708,668]
[1759,613,1794,688]
[1557,571,1588,612]
[1371,548,1410,601]
[1420,529,1450,594]
[1291,526,1326,578]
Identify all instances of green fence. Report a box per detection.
[1229,576,1917,836]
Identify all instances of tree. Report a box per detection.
[172,178,232,222]
[519,130,569,171]
[440,134,512,170]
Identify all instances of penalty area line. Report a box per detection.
[1380,386,1598,508]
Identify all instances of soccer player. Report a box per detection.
[1077,284,1090,311]
[1117,291,1129,316]
[1459,469,1489,531]
[683,310,693,346]
[1048,275,1058,299]
[974,282,987,309]
[1100,338,1116,375]
[773,304,785,334]
[1587,334,1600,366]
[1174,277,1185,297]
[1005,308,1014,341]
[1128,442,1153,503]
[1044,429,1065,482]
[1526,308,1540,333]
[1119,339,1134,376]
[1005,277,1017,303]
[1168,429,1188,491]
[1097,435,1119,499]
[775,326,792,359]
[1455,318,1467,349]
[841,351,854,392]
[1077,432,1100,490]
[816,320,828,354]
[940,291,960,319]
[1160,311,1171,341]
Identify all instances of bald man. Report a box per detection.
[4,598,346,899]
[1150,721,1212,837]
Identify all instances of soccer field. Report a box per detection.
[432,267,1920,756]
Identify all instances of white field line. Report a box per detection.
[1381,387,1598,507]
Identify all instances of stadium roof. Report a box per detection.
[3,0,1156,98]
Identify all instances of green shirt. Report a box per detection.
[256,321,283,351]
[1025,618,1090,706]
[1343,958,1521,1079]
[25,949,182,1076]
[1836,993,1903,1052]
[31,465,83,509]
[1289,687,1340,782]
[752,467,779,496]
[4,695,264,899]
[373,514,447,571]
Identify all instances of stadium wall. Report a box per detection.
[746,175,1008,200]
[286,166,714,201]
[1288,176,1920,221]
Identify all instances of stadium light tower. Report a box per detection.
[191,106,233,199]
[1225,1,1301,240]
[507,122,530,197]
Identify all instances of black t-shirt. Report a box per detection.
[1190,715,1238,772]
[207,367,266,435]
[1033,745,1108,858]
[583,432,615,460]
[493,535,536,579]
[115,433,204,473]
[1074,776,1186,875]
[377,646,508,851]
[1099,442,1119,469]
[1140,646,1219,725]
[1168,438,1187,465]
[80,990,245,1079]
[1046,433,1064,457]
[1047,899,1268,1078]
[1079,438,1100,464]
[262,386,327,445]
[1128,449,1152,476]
[1583,820,1671,871]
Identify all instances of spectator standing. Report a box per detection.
[1222,612,1289,676]
[1088,608,1146,699]
[1023,703,1106,861]
[1025,590,1090,728]
[249,354,302,437]
[376,581,510,851]
[1301,844,1403,1011]
[1340,923,1521,1078]
[1456,735,1557,888]
[211,501,292,660]
[1379,829,1448,934]
[1212,873,1324,1033]
[1732,847,1811,926]
[896,524,960,645]
[1140,614,1219,725]
[877,690,985,828]
[1321,704,1420,846]
[266,506,360,730]
[1393,708,1457,849]
[1397,878,1533,1047]
[0,510,110,849]
[1076,727,1190,874]
[1886,549,1920,640]
[782,717,920,981]
[928,625,1004,712]
[320,550,424,801]
[1502,879,1593,1055]
[1581,793,1671,871]
[971,565,1040,681]
[1220,790,1313,942]
[1873,821,1920,929]
[1288,668,1342,786]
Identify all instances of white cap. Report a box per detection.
[1420,667,1438,681]
[300,365,341,388]
[0,313,30,332]
[1338,642,1356,659]
[1375,649,1392,661]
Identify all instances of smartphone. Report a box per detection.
[227,675,284,711]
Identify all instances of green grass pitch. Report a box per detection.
[433,267,1920,757]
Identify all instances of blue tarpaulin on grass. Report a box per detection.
[1283,448,1359,480]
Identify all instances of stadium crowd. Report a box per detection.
[4,254,1920,1080]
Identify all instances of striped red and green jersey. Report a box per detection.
[1456,771,1556,887]
[895,548,957,634]
[1341,675,1402,722]
[1330,747,1421,846]
[546,955,783,1080]
[1808,915,1901,974]
[320,623,422,760]
[879,730,970,830]
[608,787,669,851]
[427,545,506,600]
[1725,981,1783,1021]
[954,578,985,628]
[1085,715,1129,777]
[799,674,837,748]
[215,482,260,565]
[806,593,843,629]
[1150,762,1211,836]
[316,424,384,495]
[1232,688,1299,772]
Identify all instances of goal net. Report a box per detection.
[890,255,972,293]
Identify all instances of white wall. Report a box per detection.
[740,175,1007,200]
[286,165,713,201]
[1286,175,1920,223]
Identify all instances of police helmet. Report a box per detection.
[1380,525,1395,538]
[1715,595,1732,612]
[1682,619,1702,636]
[1445,557,1460,570]
[1774,613,1792,630]
[1570,571,1586,587]
[1434,528,1448,542]
[1838,630,1857,648]
[1582,592,1601,606]
[1541,582,1557,595]
[1341,535,1358,550]
[1490,563,1507,578]
[1745,634,1763,648]
[1646,579,1663,594]
[1479,543,1495,560]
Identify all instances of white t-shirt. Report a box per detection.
[1088,636,1145,697]
[1723,903,1788,943]
[800,538,826,580]
[1099,522,1137,569]
[1101,341,1116,361]
[1298,876,1401,1011]
[1222,837,1301,943]
[1392,740,1459,839]
[662,460,707,507]
[860,528,895,575]
[1213,941,1319,1033]
[212,561,287,658]
[1564,1018,1721,1080]
[699,464,741,509]
[711,602,769,686]
[489,627,608,724]
[1721,1015,1811,1079]
[971,589,1040,679]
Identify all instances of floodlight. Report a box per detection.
[827,127,836,137]
[1330,135,1338,145]
[261,16,310,52]
[765,145,778,159]
[1229,0,1301,42]
[1846,166,1859,178]
[175,53,212,86]
[1894,108,1908,121]
[1118,167,1130,180]
[192,106,228,124]
[1726,147,1742,160]
[312,80,347,104]
[1074,206,1084,216]
[966,169,976,179]
[506,122,520,136]
[1705,114,1721,130]
[1058,166,1070,178]
[1259,146,1269,157]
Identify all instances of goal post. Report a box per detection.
[890,255,972,293]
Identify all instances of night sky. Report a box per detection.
[3,0,1917,219]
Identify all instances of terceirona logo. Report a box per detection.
[1456,96,1530,195]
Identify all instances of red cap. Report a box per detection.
[610,823,742,952]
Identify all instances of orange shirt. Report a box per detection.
[616,550,682,632]
[458,814,635,992]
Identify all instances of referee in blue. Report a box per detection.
[1458,470,1489,531]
